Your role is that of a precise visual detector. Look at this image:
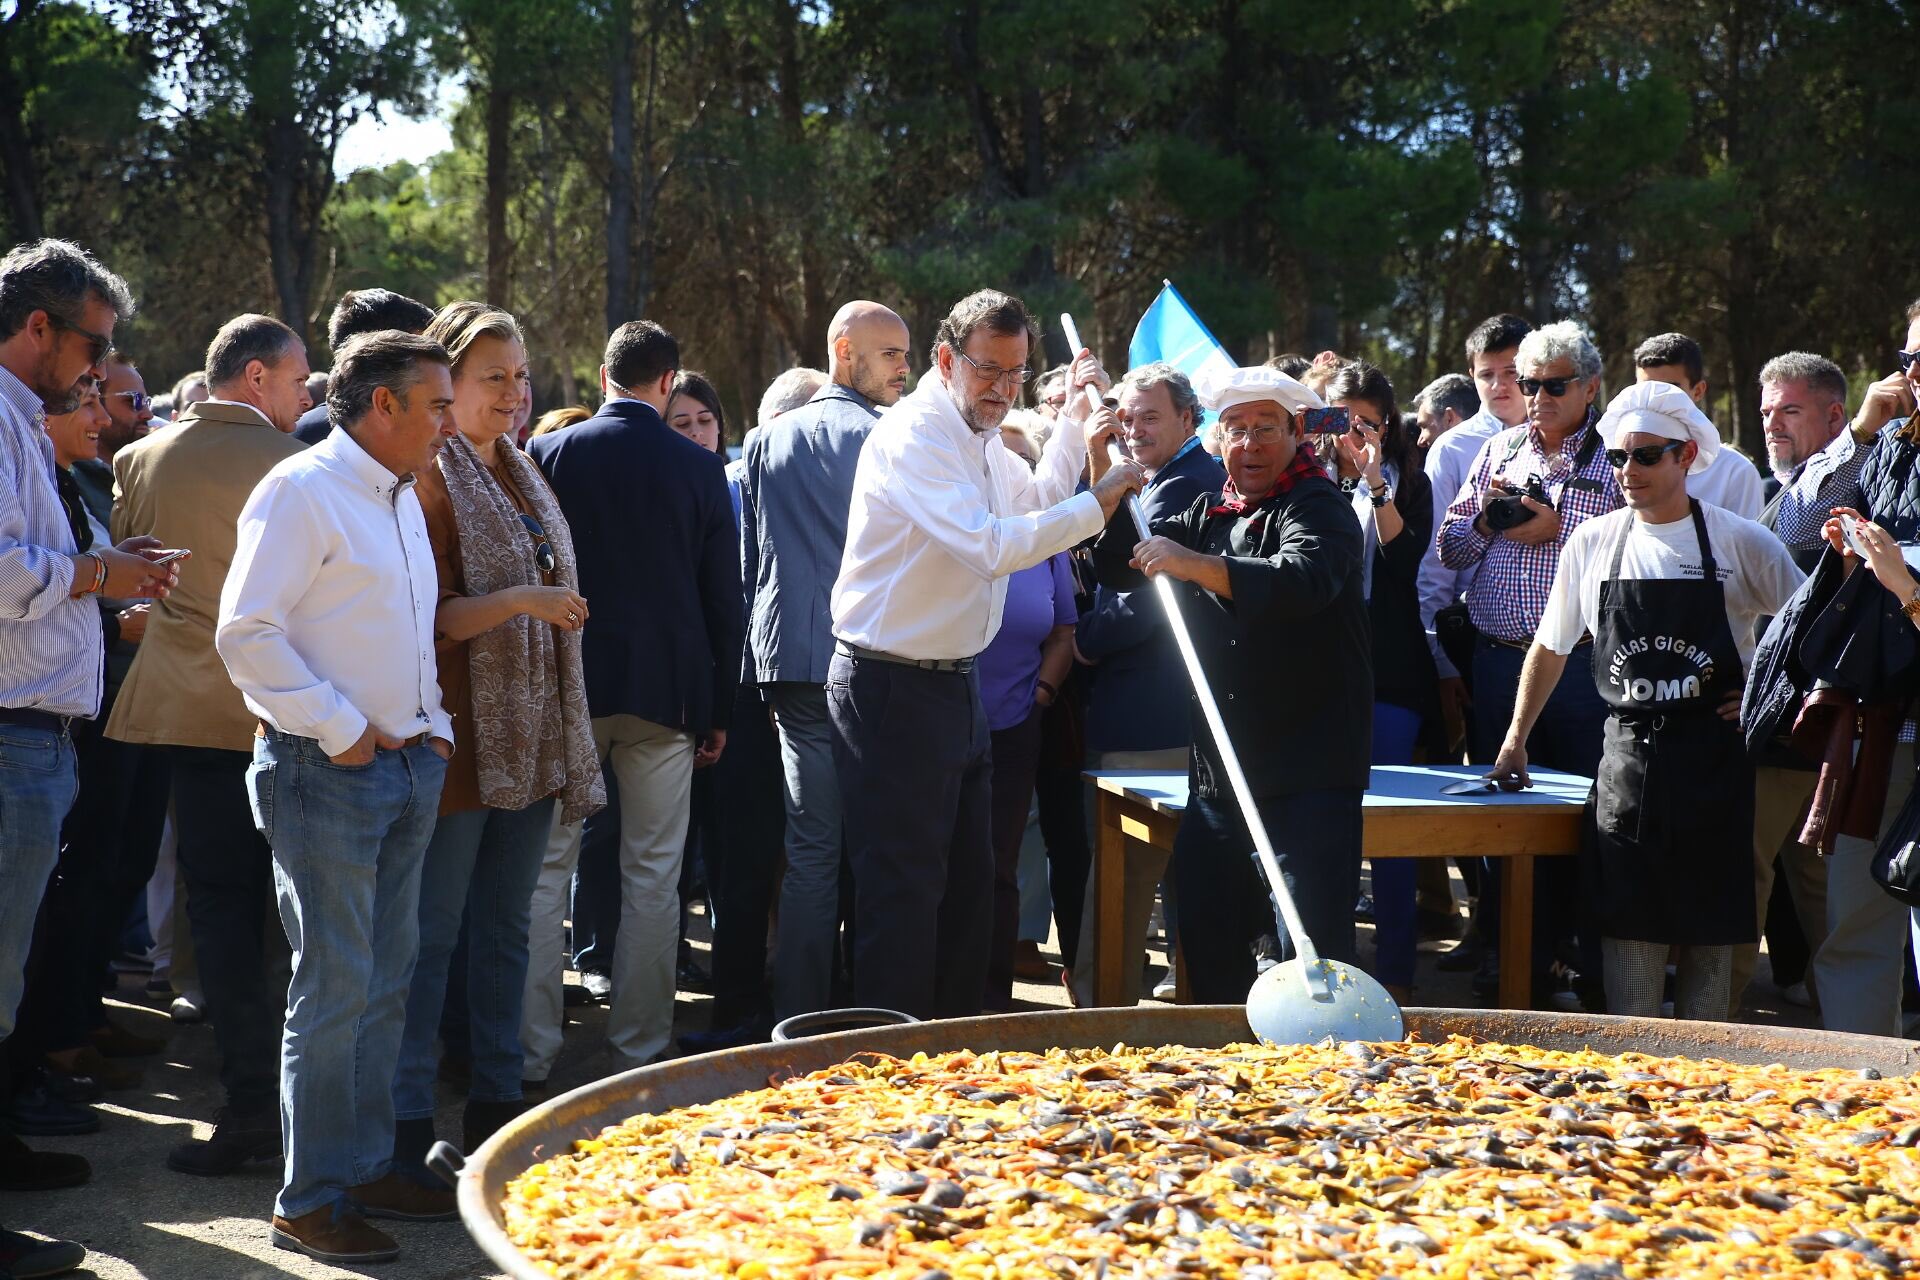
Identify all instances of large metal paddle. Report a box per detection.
[1060,315,1403,1046]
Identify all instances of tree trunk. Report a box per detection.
[605,0,636,334]
[1515,89,1555,325]
[485,75,513,306]
[0,0,42,240]
[262,120,310,339]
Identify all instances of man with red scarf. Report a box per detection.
[1088,364,1371,1004]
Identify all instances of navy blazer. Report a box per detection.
[739,383,879,685]
[1077,439,1225,754]
[530,400,743,734]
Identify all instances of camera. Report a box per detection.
[1484,478,1551,531]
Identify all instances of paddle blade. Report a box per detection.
[1247,957,1405,1046]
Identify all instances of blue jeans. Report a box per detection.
[1367,701,1424,987]
[0,724,78,1042]
[250,729,447,1221]
[392,797,555,1120]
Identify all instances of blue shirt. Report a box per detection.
[0,363,103,716]
[976,553,1076,731]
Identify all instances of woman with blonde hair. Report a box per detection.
[391,301,604,1166]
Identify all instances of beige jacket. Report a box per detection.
[105,401,307,751]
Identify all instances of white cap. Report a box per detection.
[1597,381,1720,476]
[1194,365,1326,417]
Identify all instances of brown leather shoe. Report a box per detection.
[349,1170,456,1221]
[47,1044,140,1091]
[270,1204,398,1264]
[89,1022,164,1059]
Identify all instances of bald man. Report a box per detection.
[733,302,910,1031]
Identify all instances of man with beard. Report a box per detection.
[828,289,1144,1019]
[740,302,911,1029]
[0,238,178,1277]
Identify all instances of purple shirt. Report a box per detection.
[977,553,1076,731]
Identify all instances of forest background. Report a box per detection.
[3,0,1913,454]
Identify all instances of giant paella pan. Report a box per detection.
[441,1007,1920,1278]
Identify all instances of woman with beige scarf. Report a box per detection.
[391,302,604,1169]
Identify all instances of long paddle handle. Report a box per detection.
[1058,317,1330,997]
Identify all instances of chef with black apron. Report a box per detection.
[1490,381,1806,1020]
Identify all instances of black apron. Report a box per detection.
[1584,501,1756,945]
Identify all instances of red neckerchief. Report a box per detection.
[1208,448,1326,517]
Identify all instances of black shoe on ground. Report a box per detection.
[4,1088,98,1138]
[167,1108,280,1176]
[0,1228,86,1278]
[676,959,712,994]
[0,1132,88,1192]
[462,1098,525,1153]
[562,981,593,1008]
[1437,939,1483,972]
[1469,954,1501,1000]
[580,970,613,1002]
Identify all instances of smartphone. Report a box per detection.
[147,548,191,567]
[1841,514,1871,559]
[1301,405,1350,434]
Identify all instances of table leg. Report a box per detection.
[1498,854,1534,1010]
[1094,791,1126,1007]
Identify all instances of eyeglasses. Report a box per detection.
[108,391,150,413]
[1605,441,1687,468]
[1898,349,1920,373]
[1519,376,1578,397]
[518,514,558,575]
[1221,423,1286,446]
[953,349,1030,389]
[50,314,113,365]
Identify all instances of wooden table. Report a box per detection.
[1087,764,1591,1010]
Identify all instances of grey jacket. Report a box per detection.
[741,382,879,684]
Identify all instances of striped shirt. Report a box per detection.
[0,364,102,717]
[1436,410,1622,644]
[1769,423,1882,551]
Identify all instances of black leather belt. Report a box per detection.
[0,708,74,733]
[836,641,974,674]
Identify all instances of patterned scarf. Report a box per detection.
[1209,447,1328,517]
[436,433,605,824]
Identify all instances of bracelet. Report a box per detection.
[1035,679,1058,701]
[78,552,105,597]
[1903,584,1920,625]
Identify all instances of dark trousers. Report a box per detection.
[710,690,785,1027]
[1174,787,1363,1005]
[1033,699,1090,967]
[985,708,1045,1010]
[1470,637,1607,984]
[569,763,620,973]
[828,653,992,1020]
[170,746,281,1115]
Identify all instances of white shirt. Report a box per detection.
[831,374,1102,660]
[216,425,452,756]
[1417,407,1505,677]
[1686,439,1765,518]
[1536,502,1806,667]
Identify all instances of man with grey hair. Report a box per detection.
[829,289,1142,1019]
[1438,319,1619,1006]
[218,331,458,1263]
[756,365,828,429]
[1412,372,1479,453]
[1069,360,1224,1006]
[740,303,909,1029]
[108,312,309,1178]
[0,237,176,1272]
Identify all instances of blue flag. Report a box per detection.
[1128,280,1235,387]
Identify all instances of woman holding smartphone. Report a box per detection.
[390,302,603,1167]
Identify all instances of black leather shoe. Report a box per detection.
[5,1088,99,1137]
[168,1108,280,1176]
[562,981,593,1008]
[675,960,712,994]
[580,971,613,1002]
[0,1131,88,1191]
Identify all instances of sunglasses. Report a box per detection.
[109,391,151,412]
[518,514,558,575]
[51,314,113,365]
[1898,349,1920,373]
[1518,376,1578,397]
[1605,440,1687,468]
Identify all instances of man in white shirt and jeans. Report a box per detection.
[828,289,1143,1019]
[216,331,458,1266]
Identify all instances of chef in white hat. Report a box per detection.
[1083,362,1372,1007]
[1491,379,1804,1023]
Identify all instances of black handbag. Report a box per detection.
[1872,777,1920,906]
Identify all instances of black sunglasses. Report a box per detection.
[1605,440,1687,468]
[1898,349,1920,373]
[1519,376,1577,397]
[50,314,113,365]
[518,514,558,575]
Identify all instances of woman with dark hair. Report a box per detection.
[668,371,726,455]
[1323,359,1436,1001]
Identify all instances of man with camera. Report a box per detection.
[1437,321,1620,1003]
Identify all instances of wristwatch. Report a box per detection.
[1903,584,1920,623]
[1369,483,1394,509]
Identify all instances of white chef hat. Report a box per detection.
[1597,381,1720,476]
[1193,364,1326,417]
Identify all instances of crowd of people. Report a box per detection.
[2,232,1920,1274]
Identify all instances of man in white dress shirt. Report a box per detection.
[216,331,459,1266]
[1633,331,1765,519]
[827,289,1143,1019]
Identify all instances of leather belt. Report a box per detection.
[1483,634,1593,652]
[0,707,74,734]
[836,641,975,674]
[257,721,431,749]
